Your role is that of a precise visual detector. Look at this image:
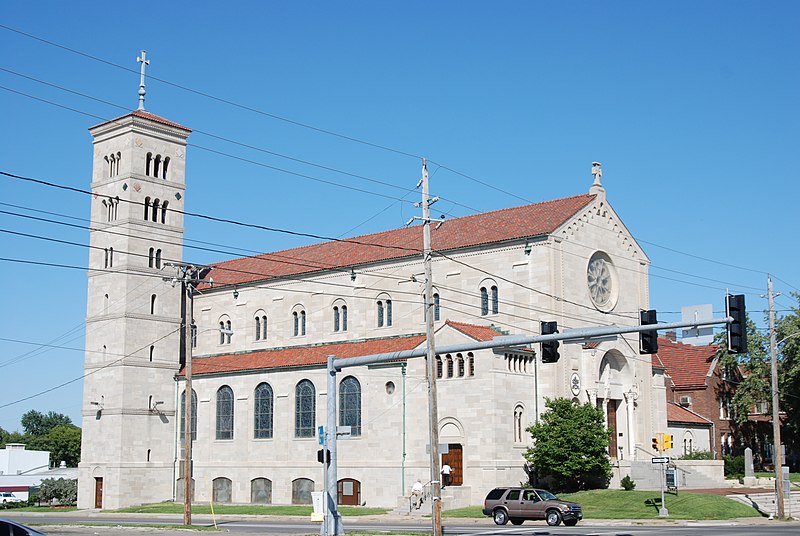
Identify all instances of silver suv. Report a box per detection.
[1,491,24,504]
[482,487,582,526]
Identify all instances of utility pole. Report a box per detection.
[420,159,443,536]
[768,275,785,519]
[165,263,210,527]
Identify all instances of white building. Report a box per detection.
[78,106,666,509]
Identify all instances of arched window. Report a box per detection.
[216,385,234,440]
[149,345,154,362]
[295,380,315,437]
[150,294,157,314]
[225,320,232,343]
[212,477,232,503]
[251,478,272,504]
[108,247,113,267]
[293,311,299,336]
[155,249,162,269]
[341,305,348,331]
[457,354,465,377]
[179,389,197,441]
[191,321,197,348]
[254,383,273,439]
[154,154,161,178]
[447,355,454,378]
[116,152,121,175]
[144,197,150,220]
[433,293,440,321]
[255,317,261,340]
[386,299,392,326]
[339,376,361,437]
[146,152,153,176]
[377,300,384,327]
[104,294,109,314]
[468,353,475,376]
[261,315,267,340]
[151,199,160,222]
[219,321,225,344]
[149,247,155,268]
[162,156,170,180]
[480,287,489,316]
[292,478,314,505]
[491,285,499,314]
[514,405,525,443]
[333,306,340,332]
[436,356,443,379]
[161,201,168,224]
[104,155,110,177]
[300,310,306,335]
[377,296,393,327]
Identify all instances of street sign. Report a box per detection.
[337,426,352,439]
[651,456,670,464]
[318,425,324,445]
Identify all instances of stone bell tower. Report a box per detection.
[78,51,192,509]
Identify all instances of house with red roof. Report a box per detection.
[78,107,664,509]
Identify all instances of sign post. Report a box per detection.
[652,456,669,517]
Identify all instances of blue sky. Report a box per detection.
[1,1,798,433]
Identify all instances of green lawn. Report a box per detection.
[111,502,388,516]
[755,471,799,483]
[443,490,763,520]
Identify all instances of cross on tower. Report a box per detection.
[137,50,150,111]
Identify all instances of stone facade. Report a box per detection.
[79,108,666,509]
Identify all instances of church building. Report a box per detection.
[77,100,666,509]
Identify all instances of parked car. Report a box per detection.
[0,493,23,504]
[0,518,47,535]
[482,487,582,526]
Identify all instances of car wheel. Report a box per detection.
[510,518,524,525]
[563,519,578,526]
[545,509,562,526]
[493,508,509,525]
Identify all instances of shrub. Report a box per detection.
[38,478,77,506]
[724,455,745,478]
[678,450,714,460]
[620,475,636,491]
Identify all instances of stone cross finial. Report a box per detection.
[137,50,150,111]
[591,161,602,186]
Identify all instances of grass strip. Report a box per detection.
[111,502,387,516]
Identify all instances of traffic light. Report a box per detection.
[540,321,560,363]
[727,294,747,354]
[651,434,663,452]
[639,309,658,354]
[663,434,673,450]
[317,448,330,466]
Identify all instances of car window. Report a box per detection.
[506,489,520,500]
[537,489,558,501]
[485,488,506,501]
[522,490,539,502]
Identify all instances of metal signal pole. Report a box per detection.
[421,159,443,536]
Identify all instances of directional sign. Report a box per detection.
[651,456,670,464]
[337,426,352,440]
[318,425,324,445]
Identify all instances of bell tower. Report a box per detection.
[78,52,192,509]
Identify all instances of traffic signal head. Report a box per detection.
[317,448,330,465]
[540,321,560,363]
[651,433,663,452]
[639,309,659,355]
[663,434,673,450]
[727,294,747,354]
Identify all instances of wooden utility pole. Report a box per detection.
[768,275,785,519]
[421,159,443,536]
[182,274,194,527]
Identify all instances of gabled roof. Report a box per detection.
[444,320,503,341]
[667,402,713,426]
[205,194,596,287]
[656,336,718,390]
[90,110,191,132]
[187,334,427,377]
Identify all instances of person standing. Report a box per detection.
[441,463,452,489]
[411,479,424,509]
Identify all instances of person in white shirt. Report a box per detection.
[441,463,452,488]
[411,479,424,509]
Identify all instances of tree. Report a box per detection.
[21,410,73,437]
[37,478,77,506]
[524,398,611,492]
[27,425,82,467]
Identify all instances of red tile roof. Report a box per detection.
[656,336,718,390]
[90,110,191,132]
[444,320,503,341]
[187,334,428,377]
[667,402,713,426]
[203,194,596,287]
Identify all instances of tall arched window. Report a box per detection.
[341,305,348,331]
[144,197,150,220]
[254,383,273,439]
[148,247,155,268]
[295,380,315,437]
[386,299,392,326]
[300,310,306,335]
[433,293,440,321]
[155,249,162,269]
[161,201,169,224]
[146,152,153,176]
[468,353,475,376]
[150,294,157,314]
[216,385,234,440]
[436,356,443,379]
[480,287,489,316]
[447,355,454,378]
[225,320,232,343]
[251,478,272,504]
[212,477,232,503]
[191,321,197,348]
[179,389,197,441]
[333,306,340,332]
[491,285,499,314]
[162,156,170,180]
[293,312,299,336]
[261,315,267,340]
[255,317,261,340]
[154,155,162,178]
[108,247,113,267]
[457,354,465,377]
[377,300,384,327]
[339,376,361,437]
[514,405,525,443]
[219,321,225,344]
